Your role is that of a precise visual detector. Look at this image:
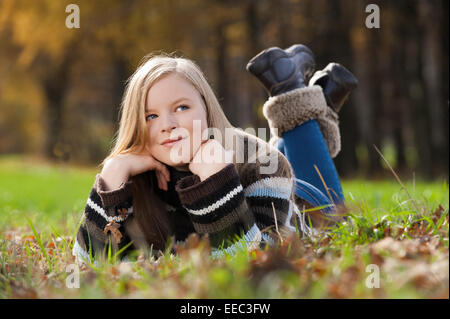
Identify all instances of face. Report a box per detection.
[145,73,208,170]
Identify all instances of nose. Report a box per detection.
[160,113,179,133]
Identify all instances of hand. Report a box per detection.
[101,148,171,191]
[188,139,235,181]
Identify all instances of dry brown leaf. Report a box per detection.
[432,204,446,224]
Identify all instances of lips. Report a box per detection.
[161,136,185,146]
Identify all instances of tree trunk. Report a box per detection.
[245,0,269,132]
[417,0,447,177]
[406,8,433,179]
[42,45,77,161]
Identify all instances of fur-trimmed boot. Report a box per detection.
[307,63,358,157]
[247,44,341,157]
[309,62,358,113]
[246,44,315,97]
[247,44,357,158]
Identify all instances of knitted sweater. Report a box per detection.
[72,132,309,263]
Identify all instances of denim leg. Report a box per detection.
[275,119,344,205]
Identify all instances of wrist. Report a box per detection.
[101,157,130,190]
[197,163,229,182]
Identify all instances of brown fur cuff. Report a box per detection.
[262,85,341,158]
[263,85,328,138]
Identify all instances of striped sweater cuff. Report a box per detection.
[175,164,240,206]
[94,174,133,209]
[175,164,245,228]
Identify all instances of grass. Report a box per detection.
[0,154,448,298]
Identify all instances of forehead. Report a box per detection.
[145,73,198,112]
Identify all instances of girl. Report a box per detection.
[72,44,357,264]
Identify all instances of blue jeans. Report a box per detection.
[274,119,344,212]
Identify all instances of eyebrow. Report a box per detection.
[145,97,192,113]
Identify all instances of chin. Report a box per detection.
[160,153,190,167]
[163,144,193,165]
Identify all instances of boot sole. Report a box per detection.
[246,45,315,79]
[310,62,358,89]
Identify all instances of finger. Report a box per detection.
[161,170,170,189]
[155,170,163,190]
[159,172,168,191]
[155,163,169,182]
[156,170,166,191]
[153,159,169,180]
[162,175,168,190]
[162,165,170,182]
[151,157,164,171]
[150,156,169,184]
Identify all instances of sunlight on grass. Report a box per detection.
[0,155,98,233]
[0,155,448,298]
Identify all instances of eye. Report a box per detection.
[145,114,157,121]
[145,105,188,121]
[176,105,189,111]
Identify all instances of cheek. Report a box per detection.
[146,126,154,145]
[175,119,201,158]
[146,127,160,153]
[194,110,208,136]
[181,113,206,138]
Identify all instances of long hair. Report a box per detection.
[100,52,295,252]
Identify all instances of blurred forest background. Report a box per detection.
[0,0,448,180]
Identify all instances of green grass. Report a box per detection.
[0,155,448,298]
[0,155,98,234]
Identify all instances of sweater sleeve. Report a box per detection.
[175,163,262,258]
[72,174,134,264]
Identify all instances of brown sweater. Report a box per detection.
[72,131,309,263]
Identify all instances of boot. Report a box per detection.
[246,44,316,97]
[247,44,340,158]
[309,62,358,113]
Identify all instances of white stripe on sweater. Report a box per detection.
[244,176,293,200]
[87,198,133,223]
[186,184,243,216]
